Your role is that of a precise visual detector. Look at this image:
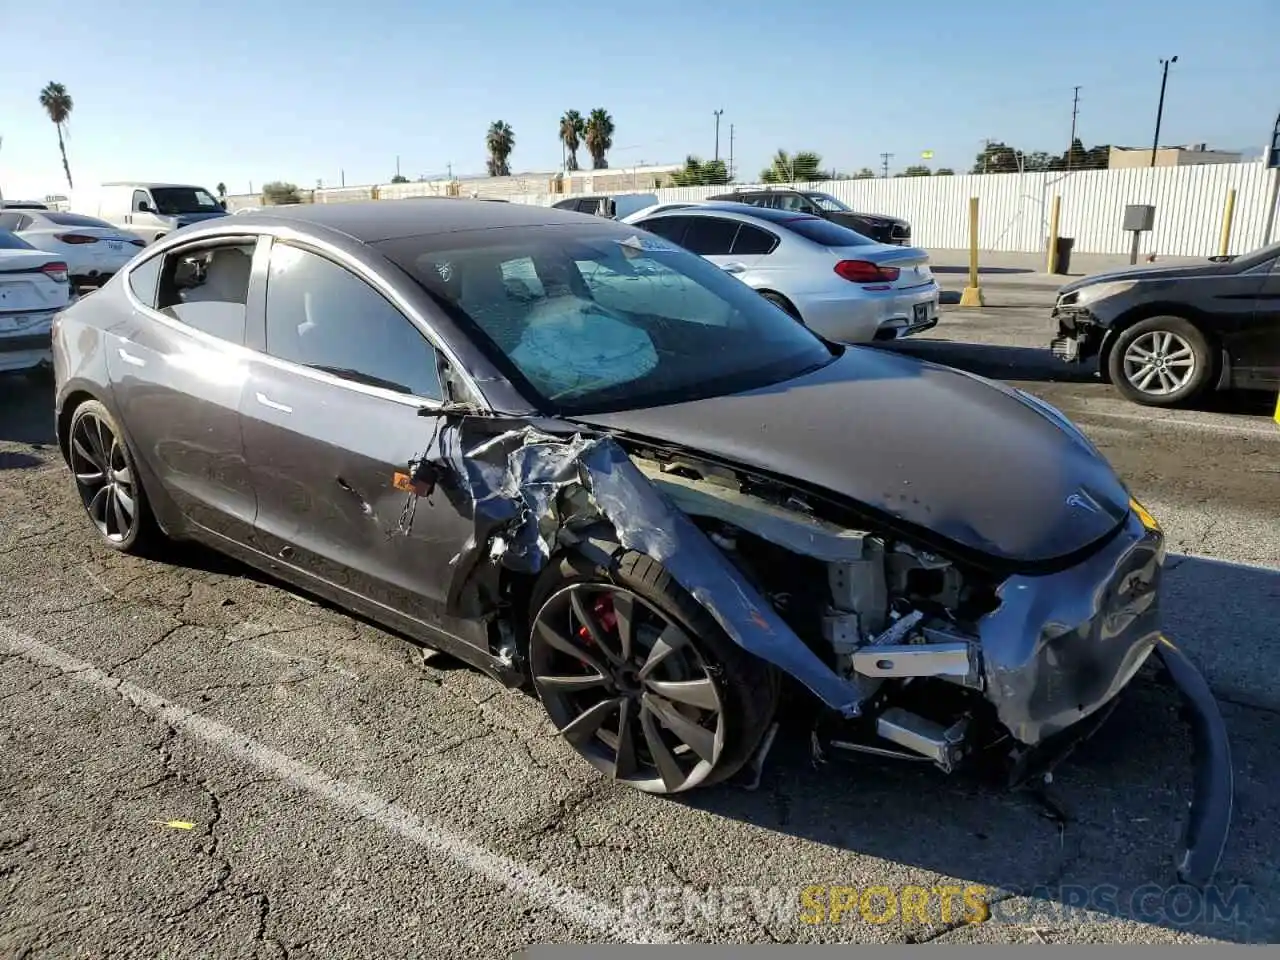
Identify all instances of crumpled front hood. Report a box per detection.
[571,347,1131,566]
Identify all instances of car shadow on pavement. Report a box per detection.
[874,339,1097,385]
[680,663,1276,943]
[0,373,57,448]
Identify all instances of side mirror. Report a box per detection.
[137,202,152,213]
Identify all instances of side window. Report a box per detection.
[680,217,740,256]
[0,213,23,231]
[132,190,151,212]
[127,255,163,307]
[638,216,688,245]
[774,194,810,212]
[263,244,442,399]
[155,242,255,343]
[731,224,779,256]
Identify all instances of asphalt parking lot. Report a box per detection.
[2,293,1278,955]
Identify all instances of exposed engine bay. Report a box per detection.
[629,448,1007,775]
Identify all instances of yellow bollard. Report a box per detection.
[1219,188,1236,257]
[1274,387,1279,426]
[1046,195,1062,274]
[959,196,985,306]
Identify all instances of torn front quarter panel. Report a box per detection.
[412,413,868,715]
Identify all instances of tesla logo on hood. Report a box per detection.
[1066,491,1101,514]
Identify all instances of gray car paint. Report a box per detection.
[48,202,1234,887]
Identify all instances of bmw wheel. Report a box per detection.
[528,551,778,794]
[1107,316,1214,408]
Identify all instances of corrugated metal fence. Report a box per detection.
[227,162,1279,257]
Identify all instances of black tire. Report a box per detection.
[1106,315,1214,407]
[66,399,164,555]
[528,550,779,793]
[760,290,802,323]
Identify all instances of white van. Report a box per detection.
[74,182,228,244]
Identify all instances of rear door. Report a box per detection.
[238,237,477,633]
[107,236,262,543]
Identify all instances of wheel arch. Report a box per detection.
[757,288,802,321]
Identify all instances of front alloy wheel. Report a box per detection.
[531,583,728,793]
[1107,315,1213,407]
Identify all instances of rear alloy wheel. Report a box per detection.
[67,400,159,553]
[529,553,777,794]
[1107,316,1213,407]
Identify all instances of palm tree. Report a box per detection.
[583,109,614,170]
[559,110,584,172]
[486,121,514,177]
[38,82,74,189]
[216,182,227,198]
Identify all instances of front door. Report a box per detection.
[1236,253,1280,389]
[106,236,263,543]
[238,237,477,636]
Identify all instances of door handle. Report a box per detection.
[721,262,746,274]
[117,348,145,367]
[255,391,292,414]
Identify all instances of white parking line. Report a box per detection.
[1,626,676,945]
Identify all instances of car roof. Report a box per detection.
[217,199,598,243]
[657,201,824,225]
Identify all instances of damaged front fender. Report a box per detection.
[413,414,867,715]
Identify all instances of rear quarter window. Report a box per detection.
[781,217,876,247]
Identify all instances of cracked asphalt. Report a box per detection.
[1,299,1278,955]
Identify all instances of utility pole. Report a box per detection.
[714,109,724,162]
[1067,86,1081,170]
[728,124,735,181]
[981,138,993,174]
[396,155,401,178]
[1151,56,1178,167]
[880,152,893,178]
[340,169,345,187]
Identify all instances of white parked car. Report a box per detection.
[620,200,704,223]
[0,210,144,289]
[0,230,73,374]
[628,201,940,343]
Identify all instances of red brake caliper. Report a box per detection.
[577,595,617,663]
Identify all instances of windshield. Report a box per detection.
[150,187,222,216]
[805,192,850,212]
[0,231,34,250]
[378,223,835,414]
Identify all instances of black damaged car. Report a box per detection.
[50,199,1231,886]
[1050,241,1280,406]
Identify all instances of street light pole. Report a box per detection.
[1151,56,1178,167]
[714,109,724,162]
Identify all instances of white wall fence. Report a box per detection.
[230,161,1280,258]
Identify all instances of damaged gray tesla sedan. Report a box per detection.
[50,200,1231,885]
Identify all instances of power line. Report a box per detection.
[880,152,893,178]
[1067,86,1081,170]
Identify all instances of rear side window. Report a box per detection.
[680,217,740,256]
[731,224,778,255]
[638,216,688,244]
[127,256,163,306]
[781,216,876,247]
[0,213,29,231]
[155,242,256,343]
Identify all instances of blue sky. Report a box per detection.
[2,0,1277,199]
